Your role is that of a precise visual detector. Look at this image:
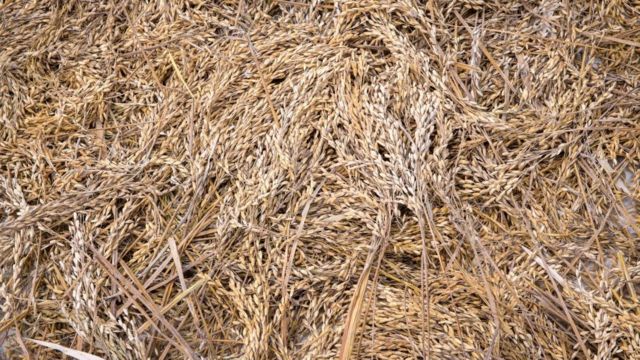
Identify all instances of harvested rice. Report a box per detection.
[1,1,639,359]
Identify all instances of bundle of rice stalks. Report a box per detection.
[1,0,639,359]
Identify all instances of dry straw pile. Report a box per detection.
[1,0,640,359]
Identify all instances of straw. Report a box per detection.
[1,1,639,359]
